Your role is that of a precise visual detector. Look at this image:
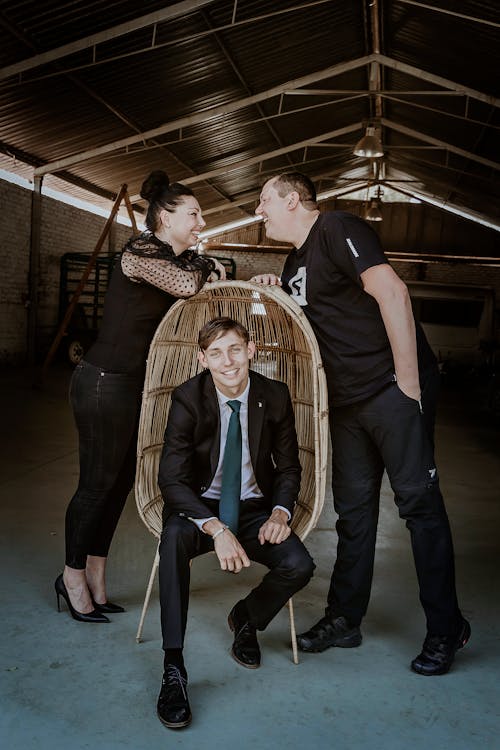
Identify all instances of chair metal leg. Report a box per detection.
[135,545,160,643]
[288,598,299,664]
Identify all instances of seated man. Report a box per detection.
[156,316,315,729]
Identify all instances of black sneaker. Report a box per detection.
[411,618,471,676]
[157,665,191,729]
[297,615,362,652]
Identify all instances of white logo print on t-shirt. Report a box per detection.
[288,267,308,307]
[346,238,359,258]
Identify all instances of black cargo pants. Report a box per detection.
[327,367,462,635]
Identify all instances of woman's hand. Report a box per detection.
[207,258,227,281]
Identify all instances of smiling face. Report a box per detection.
[255,177,293,242]
[198,329,256,398]
[160,195,206,254]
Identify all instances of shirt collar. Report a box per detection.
[215,378,250,408]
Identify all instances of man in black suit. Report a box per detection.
[156,317,315,729]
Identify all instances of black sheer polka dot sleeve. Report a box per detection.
[121,232,216,298]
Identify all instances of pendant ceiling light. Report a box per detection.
[364,199,383,222]
[353,126,384,158]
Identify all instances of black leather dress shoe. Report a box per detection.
[411,617,471,676]
[297,615,362,652]
[92,600,125,614]
[228,601,261,669]
[157,665,191,729]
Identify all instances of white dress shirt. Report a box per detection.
[190,380,291,531]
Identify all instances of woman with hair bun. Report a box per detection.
[55,171,225,623]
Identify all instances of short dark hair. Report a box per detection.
[272,172,318,210]
[198,317,250,351]
[140,170,195,232]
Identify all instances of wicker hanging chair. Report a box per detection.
[135,281,329,663]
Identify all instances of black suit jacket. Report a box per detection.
[158,369,301,521]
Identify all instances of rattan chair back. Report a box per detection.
[135,281,328,543]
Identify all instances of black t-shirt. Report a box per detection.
[281,211,436,407]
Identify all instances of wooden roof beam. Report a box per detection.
[381,118,500,171]
[127,123,363,202]
[387,181,500,231]
[376,54,500,107]
[0,0,218,81]
[34,57,374,176]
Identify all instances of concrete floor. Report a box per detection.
[1,364,499,750]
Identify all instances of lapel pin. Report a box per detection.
[258,401,263,407]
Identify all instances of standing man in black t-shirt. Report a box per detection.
[251,172,470,676]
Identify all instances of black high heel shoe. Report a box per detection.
[92,599,125,614]
[54,574,110,623]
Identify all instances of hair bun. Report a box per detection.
[140,170,170,202]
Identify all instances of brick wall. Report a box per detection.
[0,181,32,364]
[0,178,132,364]
[205,247,287,280]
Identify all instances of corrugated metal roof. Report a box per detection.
[0,0,498,233]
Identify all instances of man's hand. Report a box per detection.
[214,530,251,573]
[258,508,291,545]
[396,381,421,402]
[250,274,282,286]
[203,520,250,573]
[207,258,227,282]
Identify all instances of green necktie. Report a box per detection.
[219,399,242,533]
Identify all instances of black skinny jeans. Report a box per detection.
[65,360,143,569]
